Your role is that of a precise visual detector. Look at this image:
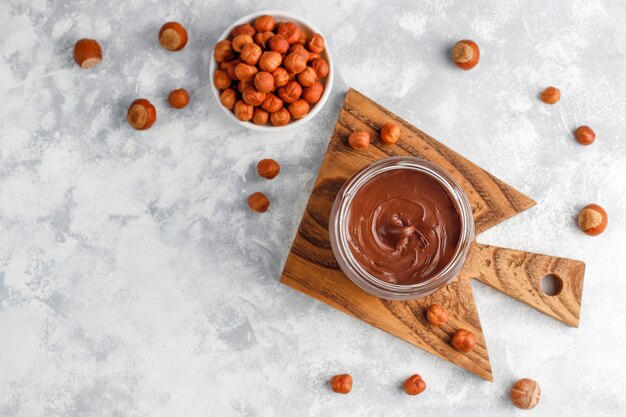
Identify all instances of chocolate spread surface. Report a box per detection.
[347,169,461,285]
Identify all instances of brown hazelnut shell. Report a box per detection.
[403,374,426,396]
[168,88,190,109]
[257,159,280,179]
[252,108,269,125]
[220,88,237,110]
[73,38,102,69]
[330,374,352,394]
[254,15,275,33]
[301,81,323,104]
[213,69,232,90]
[451,329,476,352]
[451,40,479,70]
[127,99,156,130]
[308,33,325,53]
[159,22,188,51]
[261,93,284,113]
[277,22,301,44]
[214,40,234,63]
[259,51,282,72]
[277,81,302,104]
[510,378,541,410]
[248,192,270,213]
[270,108,291,126]
[575,126,595,145]
[272,68,290,88]
[231,23,256,38]
[268,35,289,55]
[310,58,329,78]
[234,100,254,121]
[284,52,307,74]
[288,99,310,119]
[577,204,608,236]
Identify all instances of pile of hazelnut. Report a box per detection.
[213,15,330,126]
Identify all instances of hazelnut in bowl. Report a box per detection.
[210,11,333,132]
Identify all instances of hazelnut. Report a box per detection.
[302,81,324,104]
[277,80,302,104]
[234,100,254,121]
[349,131,370,149]
[289,43,309,61]
[242,85,266,107]
[277,22,301,44]
[297,67,317,87]
[259,51,282,72]
[73,38,102,69]
[261,93,284,113]
[451,329,476,352]
[255,15,275,33]
[577,204,608,236]
[269,35,290,55]
[254,71,275,93]
[232,34,253,53]
[308,33,325,53]
[127,99,156,130]
[540,86,560,104]
[168,88,190,109]
[510,378,541,410]
[231,23,256,38]
[255,31,274,49]
[225,59,242,80]
[310,58,329,78]
[403,374,426,396]
[426,304,448,326]
[298,30,307,45]
[240,43,262,66]
[284,52,307,74]
[380,123,400,145]
[330,374,352,394]
[214,40,234,63]
[159,22,188,51]
[237,80,249,94]
[451,40,480,70]
[234,63,258,81]
[220,88,237,110]
[307,52,321,62]
[213,69,232,90]
[252,108,269,125]
[575,126,595,145]
[288,99,310,119]
[273,68,290,88]
[270,108,291,126]
[247,192,270,213]
[257,159,280,179]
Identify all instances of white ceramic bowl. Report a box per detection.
[209,10,334,132]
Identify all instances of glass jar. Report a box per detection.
[328,156,475,300]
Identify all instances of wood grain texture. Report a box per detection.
[282,255,493,380]
[280,88,584,380]
[460,242,585,327]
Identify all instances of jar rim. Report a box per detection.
[329,156,475,300]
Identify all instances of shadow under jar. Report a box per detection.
[329,157,475,300]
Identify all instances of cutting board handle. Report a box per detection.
[461,242,585,327]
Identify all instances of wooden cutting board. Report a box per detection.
[280,88,585,381]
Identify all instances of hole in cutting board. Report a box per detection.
[541,274,563,296]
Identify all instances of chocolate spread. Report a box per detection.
[347,169,461,285]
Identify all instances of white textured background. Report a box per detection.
[1,0,625,416]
